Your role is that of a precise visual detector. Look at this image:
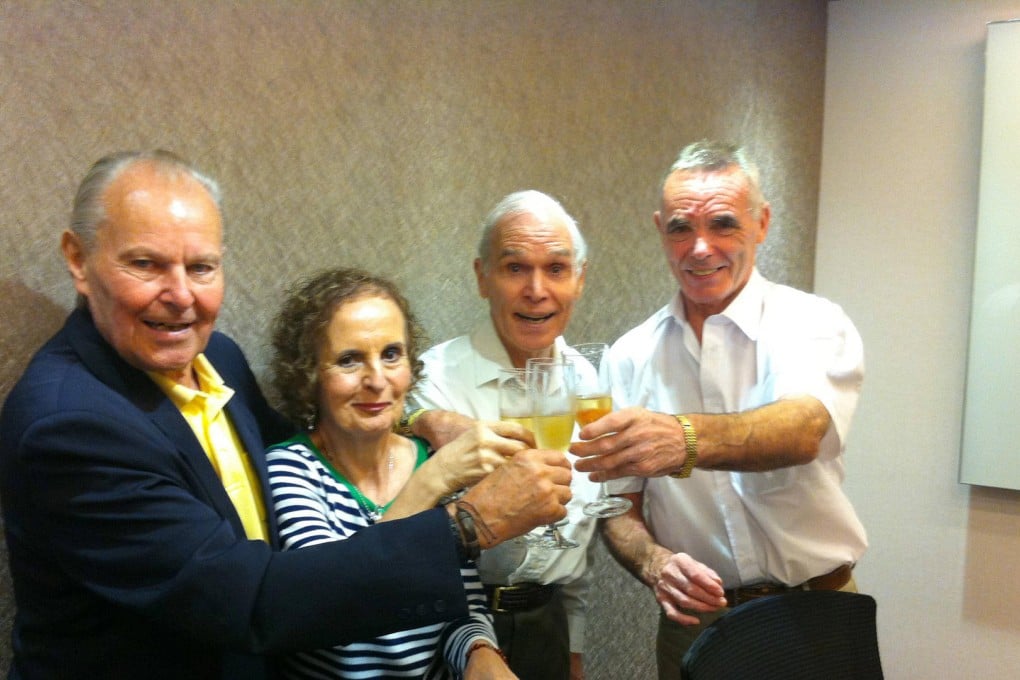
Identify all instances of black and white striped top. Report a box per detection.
[266,433,496,679]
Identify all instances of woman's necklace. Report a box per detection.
[314,433,395,522]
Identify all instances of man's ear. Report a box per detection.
[576,260,588,298]
[473,257,490,299]
[756,202,771,244]
[61,230,91,297]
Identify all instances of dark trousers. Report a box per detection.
[491,589,570,680]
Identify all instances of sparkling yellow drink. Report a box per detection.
[532,412,575,451]
[575,394,612,427]
[501,415,534,431]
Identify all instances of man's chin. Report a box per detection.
[509,333,559,356]
[133,347,204,381]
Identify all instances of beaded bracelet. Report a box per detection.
[466,639,508,664]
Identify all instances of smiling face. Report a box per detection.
[654,167,770,329]
[61,161,224,389]
[315,294,412,441]
[474,211,586,368]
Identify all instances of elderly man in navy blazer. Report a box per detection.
[0,150,572,679]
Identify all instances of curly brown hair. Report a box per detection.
[270,267,427,429]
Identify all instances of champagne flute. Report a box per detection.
[523,357,579,550]
[565,343,633,518]
[494,368,536,548]
[497,368,533,432]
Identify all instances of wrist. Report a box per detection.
[466,639,507,665]
[669,414,698,478]
[457,489,500,549]
[447,501,487,562]
[642,548,671,590]
[395,407,427,437]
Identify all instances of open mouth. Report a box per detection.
[515,312,555,323]
[144,321,193,332]
[688,266,723,277]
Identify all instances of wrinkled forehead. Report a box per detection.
[491,211,575,254]
[661,167,752,211]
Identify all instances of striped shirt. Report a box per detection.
[266,432,495,679]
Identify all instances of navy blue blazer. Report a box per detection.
[0,308,468,679]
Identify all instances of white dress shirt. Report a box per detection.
[413,320,600,652]
[606,269,868,588]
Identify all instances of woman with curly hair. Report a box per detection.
[266,267,522,679]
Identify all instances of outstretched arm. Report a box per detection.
[382,422,529,521]
[573,395,831,480]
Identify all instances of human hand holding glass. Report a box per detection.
[565,343,633,518]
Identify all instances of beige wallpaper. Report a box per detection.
[0,1,828,675]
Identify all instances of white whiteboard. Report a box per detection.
[960,20,1020,489]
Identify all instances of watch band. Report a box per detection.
[669,414,698,479]
[395,407,427,437]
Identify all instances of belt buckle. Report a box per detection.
[490,584,522,613]
[491,586,505,612]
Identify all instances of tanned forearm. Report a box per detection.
[600,493,672,589]
[689,395,831,472]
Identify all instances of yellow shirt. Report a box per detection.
[148,355,269,542]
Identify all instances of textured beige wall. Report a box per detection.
[0,1,827,675]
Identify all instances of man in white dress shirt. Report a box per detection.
[413,190,599,680]
[571,140,868,678]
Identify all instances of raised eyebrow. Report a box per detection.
[665,215,691,231]
[497,247,525,259]
[711,214,741,228]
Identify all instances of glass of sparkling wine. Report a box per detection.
[522,358,579,550]
[497,368,532,431]
[566,343,633,518]
[496,368,534,547]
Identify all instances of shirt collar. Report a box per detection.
[147,354,235,411]
[669,267,765,342]
[468,319,569,389]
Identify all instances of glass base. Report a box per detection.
[582,495,633,519]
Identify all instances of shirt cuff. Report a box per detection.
[606,475,642,495]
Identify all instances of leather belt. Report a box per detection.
[723,564,853,608]
[484,582,559,614]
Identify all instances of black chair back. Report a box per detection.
[680,590,883,680]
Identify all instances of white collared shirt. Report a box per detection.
[606,269,868,588]
[413,320,600,652]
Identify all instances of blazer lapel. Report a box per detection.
[64,307,247,538]
[146,398,247,536]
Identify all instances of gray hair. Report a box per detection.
[69,149,222,251]
[476,190,587,273]
[663,140,765,219]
